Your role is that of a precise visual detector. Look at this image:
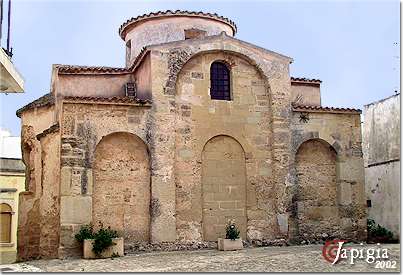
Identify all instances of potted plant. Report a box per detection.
[218,221,243,251]
[75,222,124,259]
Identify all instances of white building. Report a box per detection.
[362,93,400,239]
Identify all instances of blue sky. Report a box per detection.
[0,0,399,135]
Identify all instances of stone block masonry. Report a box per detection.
[16,10,366,260]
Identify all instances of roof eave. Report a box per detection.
[16,93,55,118]
[292,105,362,114]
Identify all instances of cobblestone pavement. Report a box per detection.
[1,244,400,272]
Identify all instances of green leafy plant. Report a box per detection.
[75,223,94,243]
[92,224,119,257]
[367,219,395,243]
[111,252,120,259]
[74,222,119,257]
[226,221,240,240]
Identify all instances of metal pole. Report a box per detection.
[0,0,3,44]
[6,0,10,52]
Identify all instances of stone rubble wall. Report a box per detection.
[58,103,151,257]
[289,111,366,242]
[17,106,60,261]
[295,140,339,239]
[38,130,61,258]
[92,132,151,242]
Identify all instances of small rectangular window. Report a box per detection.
[185,28,207,40]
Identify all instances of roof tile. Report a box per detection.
[63,96,152,105]
[16,94,152,117]
[56,65,130,74]
[292,104,361,114]
[16,93,55,117]
[291,77,322,83]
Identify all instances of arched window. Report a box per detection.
[0,203,12,243]
[210,61,231,100]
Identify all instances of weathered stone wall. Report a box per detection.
[17,194,40,260]
[202,136,247,241]
[291,83,320,106]
[134,54,152,100]
[17,27,369,259]
[289,111,366,242]
[56,34,293,248]
[295,139,339,239]
[362,94,400,238]
[362,94,400,166]
[38,130,60,258]
[171,48,291,243]
[364,161,400,238]
[58,102,151,257]
[93,132,150,242]
[57,74,133,98]
[17,106,60,261]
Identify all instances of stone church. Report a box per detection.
[16,10,366,260]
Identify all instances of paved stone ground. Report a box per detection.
[1,244,400,272]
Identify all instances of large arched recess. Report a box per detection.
[201,135,247,241]
[295,138,340,239]
[92,132,150,243]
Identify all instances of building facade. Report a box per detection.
[16,10,366,260]
[362,94,400,239]
[0,130,25,263]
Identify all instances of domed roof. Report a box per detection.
[119,10,237,40]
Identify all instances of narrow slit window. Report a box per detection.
[126,40,132,62]
[210,61,231,101]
